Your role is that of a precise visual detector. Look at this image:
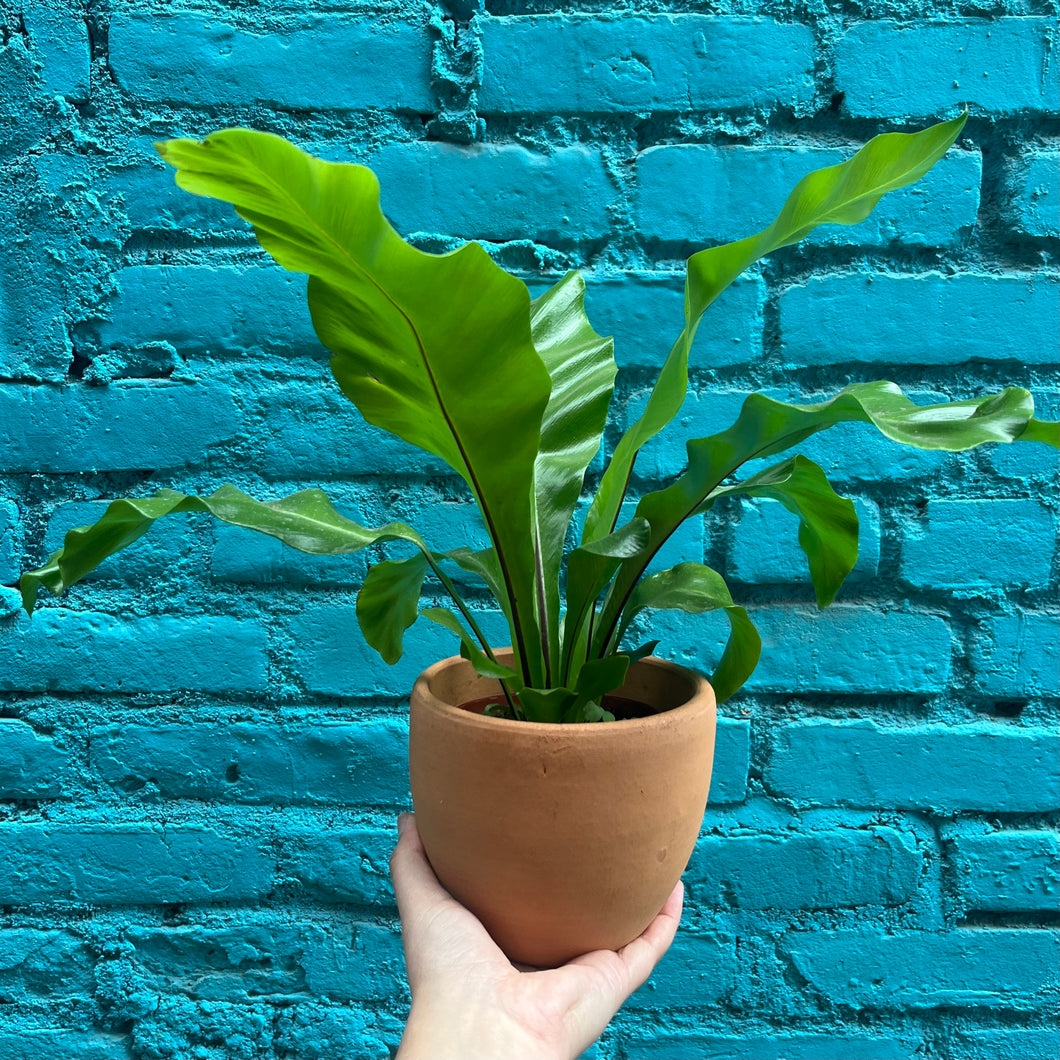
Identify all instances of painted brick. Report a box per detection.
[0,1029,132,1060]
[302,922,406,1001]
[708,719,750,805]
[617,500,705,574]
[639,605,952,697]
[687,827,920,909]
[1,610,268,694]
[23,5,90,100]
[0,928,95,998]
[623,1033,914,1060]
[46,500,200,584]
[91,717,409,805]
[0,192,72,380]
[394,491,490,555]
[836,18,1059,117]
[635,146,979,246]
[584,273,762,370]
[970,612,1060,698]
[284,826,397,905]
[479,15,814,113]
[623,390,712,480]
[0,381,239,473]
[119,921,315,1004]
[953,832,1060,913]
[767,720,1059,811]
[960,1028,1060,1060]
[80,138,363,236]
[747,605,952,694]
[109,13,433,110]
[988,389,1060,480]
[116,920,396,1004]
[98,265,319,354]
[96,142,235,233]
[901,499,1055,590]
[0,823,272,904]
[626,932,736,1008]
[212,522,368,585]
[783,929,1058,1009]
[0,719,69,799]
[0,585,20,616]
[251,377,449,480]
[274,1007,392,1060]
[289,601,507,696]
[780,273,1060,367]
[1011,150,1060,238]
[369,142,614,242]
[0,497,18,582]
[732,497,880,586]
[375,491,493,590]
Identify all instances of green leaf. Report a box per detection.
[595,382,1051,660]
[518,686,576,724]
[560,654,631,723]
[440,546,505,603]
[356,554,429,665]
[529,270,618,684]
[560,518,650,686]
[584,114,968,544]
[708,456,859,608]
[618,563,761,703]
[1018,417,1060,447]
[579,702,617,723]
[157,129,552,688]
[625,640,661,665]
[20,485,431,614]
[419,606,519,682]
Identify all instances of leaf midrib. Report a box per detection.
[220,144,536,675]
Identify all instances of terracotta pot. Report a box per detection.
[408,653,716,967]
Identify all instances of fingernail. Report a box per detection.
[397,812,411,835]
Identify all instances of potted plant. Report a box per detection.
[20,113,1057,966]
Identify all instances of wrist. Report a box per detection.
[397,996,565,1060]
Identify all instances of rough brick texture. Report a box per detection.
[109,12,434,110]
[479,15,815,113]
[836,18,1059,117]
[1,1,1056,1058]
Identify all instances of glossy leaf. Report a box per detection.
[708,456,859,608]
[357,554,430,665]
[518,686,577,724]
[618,563,761,703]
[158,129,551,686]
[560,518,650,686]
[20,485,436,613]
[583,114,968,544]
[529,270,618,683]
[420,607,522,715]
[561,655,630,723]
[595,382,1055,657]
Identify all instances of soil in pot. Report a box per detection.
[460,693,657,721]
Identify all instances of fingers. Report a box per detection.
[389,813,450,924]
[616,879,684,990]
[555,881,685,1057]
[569,880,684,993]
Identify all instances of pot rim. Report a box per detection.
[412,652,714,735]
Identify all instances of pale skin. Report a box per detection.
[390,813,684,1060]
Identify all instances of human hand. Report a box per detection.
[390,812,683,1060]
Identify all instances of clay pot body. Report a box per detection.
[408,653,717,967]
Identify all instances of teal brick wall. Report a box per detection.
[1,1,1057,1058]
